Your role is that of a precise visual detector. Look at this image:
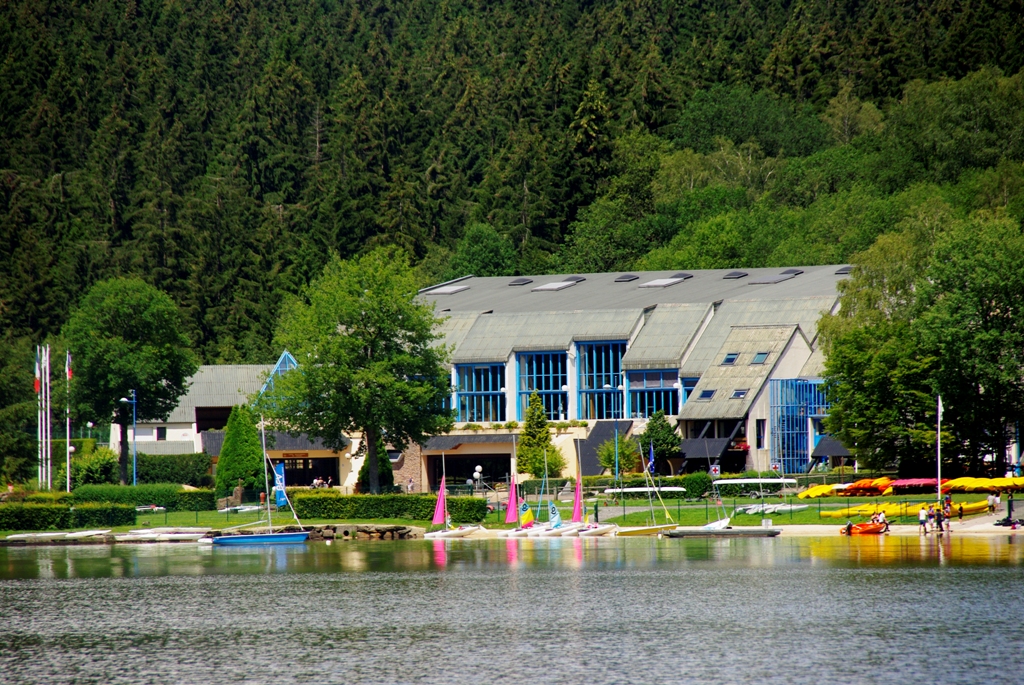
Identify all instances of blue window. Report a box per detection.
[456,364,505,422]
[627,370,679,418]
[577,342,627,420]
[731,389,748,399]
[751,352,769,365]
[698,389,716,400]
[680,377,699,403]
[722,353,739,365]
[517,352,568,420]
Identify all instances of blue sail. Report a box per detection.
[548,501,562,528]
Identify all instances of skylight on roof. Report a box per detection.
[731,389,748,399]
[639,277,687,288]
[722,353,739,365]
[532,281,576,292]
[615,274,639,282]
[562,275,586,282]
[723,271,748,279]
[698,389,716,400]
[428,285,470,295]
[781,268,804,275]
[751,352,769,365]
[508,278,533,286]
[835,265,853,275]
[748,274,795,285]
[670,272,694,280]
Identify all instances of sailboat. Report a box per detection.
[424,458,480,539]
[566,442,617,537]
[615,442,676,536]
[212,415,309,545]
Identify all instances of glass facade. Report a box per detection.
[455,364,506,422]
[577,342,627,419]
[769,379,830,475]
[627,370,679,418]
[517,352,568,420]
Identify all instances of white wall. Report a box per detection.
[744,331,813,471]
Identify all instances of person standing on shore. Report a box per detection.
[958,503,964,523]
[935,507,945,535]
[919,507,929,534]
[987,493,995,514]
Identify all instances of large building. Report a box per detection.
[114,265,852,492]
[390,265,850,491]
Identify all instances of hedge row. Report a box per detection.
[293,492,487,523]
[135,452,214,488]
[520,474,714,499]
[72,484,216,511]
[0,503,137,530]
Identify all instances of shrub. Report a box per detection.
[215,405,264,496]
[682,472,713,498]
[597,435,641,473]
[136,453,213,487]
[175,489,216,511]
[54,447,120,490]
[24,491,73,504]
[72,503,136,527]
[517,392,564,477]
[71,484,216,511]
[293,492,486,523]
[0,504,72,530]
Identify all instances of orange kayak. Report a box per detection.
[840,522,886,535]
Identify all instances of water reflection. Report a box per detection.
[2,535,1023,580]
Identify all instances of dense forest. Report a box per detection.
[2,0,1024,365]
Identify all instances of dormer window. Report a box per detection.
[751,352,769,365]
[722,353,739,365]
[731,389,748,399]
[698,389,716,401]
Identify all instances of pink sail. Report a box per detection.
[432,476,447,525]
[505,469,520,524]
[571,476,583,523]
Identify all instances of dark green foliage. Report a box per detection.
[214,406,265,496]
[71,503,136,528]
[23,491,73,504]
[62,277,198,483]
[355,439,394,494]
[638,411,681,472]
[54,447,119,491]
[71,484,214,510]
[597,435,641,474]
[682,472,713,499]
[442,224,516,281]
[0,334,36,484]
[672,84,831,158]
[293,492,487,523]
[136,453,213,488]
[516,392,564,478]
[0,504,72,531]
[1,0,1021,364]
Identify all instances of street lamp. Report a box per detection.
[473,465,483,495]
[86,421,94,439]
[119,390,137,486]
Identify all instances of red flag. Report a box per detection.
[65,350,72,380]
[34,348,41,394]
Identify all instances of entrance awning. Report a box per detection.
[679,438,731,463]
[811,435,851,458]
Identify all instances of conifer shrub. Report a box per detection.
[516,392,564,477]
[214,406,265,496]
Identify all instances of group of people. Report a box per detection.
[311,476,333,489]
[918,500,960,534]
[986,492,1001,514]
[869,510,890,532]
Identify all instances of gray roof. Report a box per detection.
[677,325,801,421]
[423,433,516,451]
[433,310,482,363]
[452,310,643,364]
[201,430,340,457]
[812,435,851,458]
[799,348,826,378]
[167,365,272,423]
[679,298,833,377]
[135,441,199,456]
[622,303,711,370]
[424,266,845,314]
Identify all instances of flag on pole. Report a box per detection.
[938,395,943,421]
[65,350,72,380]
[274,462,288,507]
[432,476,447,526]
[34,348,41,394]
[648,442,656,474]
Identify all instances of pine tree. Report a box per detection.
[516,392,564,478]
[214,405,265,496]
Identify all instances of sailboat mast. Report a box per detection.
[260,414,272,532]
[442,451,448,527]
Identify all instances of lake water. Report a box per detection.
[2,536,1023,684]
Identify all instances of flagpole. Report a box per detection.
[66,350,71,493]
[937,395,942,504]
[36,346,42,487]
[45,345,51,490]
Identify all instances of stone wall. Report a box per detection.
[393,442,424,493]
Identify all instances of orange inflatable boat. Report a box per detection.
[840,522,886,535]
